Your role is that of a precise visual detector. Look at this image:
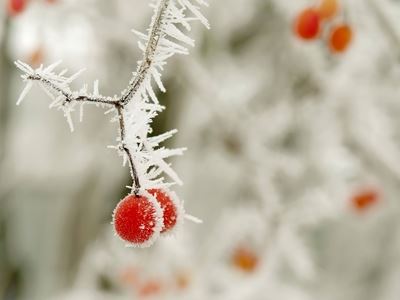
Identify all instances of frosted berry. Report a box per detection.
[317,0,339,20]
[352,189,379,211]
[113,194,161,246]
[148,189,178,233]
[329,24,353,53]
[294,8,320,40]
[7,0,27,16]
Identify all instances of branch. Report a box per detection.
[14,0,209,194]
[121,0,169,105]
[26,74,119,106]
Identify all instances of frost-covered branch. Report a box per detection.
[116,103,141,195]
[15,0,209,195]
[120,0,170,105]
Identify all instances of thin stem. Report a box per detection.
[116,104,141,195]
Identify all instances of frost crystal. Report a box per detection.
[14,0,208,199]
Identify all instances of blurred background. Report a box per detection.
[2,0,400,299]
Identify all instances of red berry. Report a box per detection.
[329,24,353,53]
[7,0,27,16]
[294,8,321,40]
[113,194,162,246]
[148,189,179,233]
[351,189,379,212]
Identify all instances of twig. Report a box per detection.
[27,74,119,105]
[15,0,209,194]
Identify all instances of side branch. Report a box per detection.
[27,74,119,106]
[20,0,171,108]
[120,0,170,105]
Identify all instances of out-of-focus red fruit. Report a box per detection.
[351,189,379,212]
[7,0,27,16]
[28,48,44,67]
[175,272,191,290]
[119,267,140,287]
[317,0,339,20]
[232,246,259,273]
[329,24,353,53]
[138,279,163,297]
[294,8,321,40]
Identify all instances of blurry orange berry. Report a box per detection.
[232,246,259,273]
[7,0,27,16]
[175,272,190,290]
[119,267,140,287]
[28,48,44,67]
[138,279,163,297]
[329,24,353,53]
[351,189,379,211]
[317,0,339,20]
[294,8,321,40]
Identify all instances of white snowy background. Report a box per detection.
[1,0,400,300]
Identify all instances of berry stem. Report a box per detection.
[116,104,141,195]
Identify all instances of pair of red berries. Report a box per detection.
[294,0,353,53]
[113,189,182,247]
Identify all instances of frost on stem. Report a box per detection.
[14,0,209,196]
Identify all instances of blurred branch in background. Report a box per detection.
[0,14,21,300]
[366,0,400,59]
